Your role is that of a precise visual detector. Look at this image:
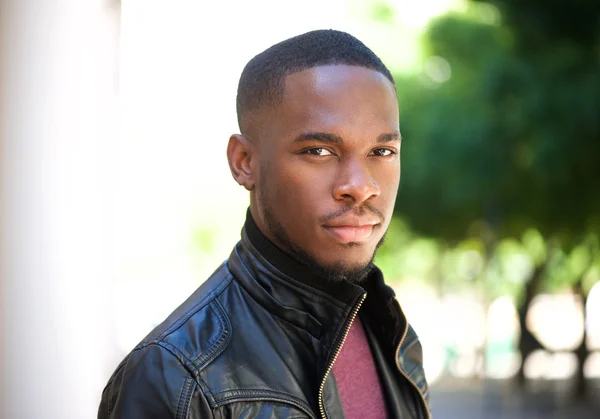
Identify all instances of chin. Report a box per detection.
[322,252,375,271]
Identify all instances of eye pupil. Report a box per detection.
[308,148,327,156]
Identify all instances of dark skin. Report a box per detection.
[228,65,401,281]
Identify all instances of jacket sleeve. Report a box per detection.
[98,343,214,419]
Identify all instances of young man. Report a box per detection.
[99,30,430,419]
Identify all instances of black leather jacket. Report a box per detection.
[99,215,431,418]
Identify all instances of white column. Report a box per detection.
[0,1,120,418]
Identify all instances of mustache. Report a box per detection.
[319,203,385,224]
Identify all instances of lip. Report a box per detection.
[323,222,379,244]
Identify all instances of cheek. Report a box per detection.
[270,162,331,217]
[275,168,317,204]
[377,163,400,192]
[386,172,400,199]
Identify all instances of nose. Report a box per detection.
[333,157,380,204]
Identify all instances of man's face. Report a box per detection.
[251,65,400,279]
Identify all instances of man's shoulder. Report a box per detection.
[134,261,235,373]
[100,262,237,417]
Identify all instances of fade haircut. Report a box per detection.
[236,29,396,136]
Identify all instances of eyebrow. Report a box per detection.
[377,132,402,143]
[292,131,401,145]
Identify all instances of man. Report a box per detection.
[99,29,430,419]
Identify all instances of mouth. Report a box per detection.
[322,220,380,244]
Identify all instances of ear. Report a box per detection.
[227,134,255,191]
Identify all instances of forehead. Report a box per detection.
[264,65,399,140]
[285,64,395,98]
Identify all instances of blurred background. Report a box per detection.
[0,0,598,418]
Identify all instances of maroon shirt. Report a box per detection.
[332,317,389,418]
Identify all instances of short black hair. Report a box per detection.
[236,29,395,135]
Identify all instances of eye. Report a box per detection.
[371,148,396,157]
[304,148,333,156]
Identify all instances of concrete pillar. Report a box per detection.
[0,1,120,418]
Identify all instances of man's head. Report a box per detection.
[227,29,401,283]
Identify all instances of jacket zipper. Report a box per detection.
[393,297,432,419]
[317,293,366,419]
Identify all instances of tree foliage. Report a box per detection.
[394,0,600,244]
